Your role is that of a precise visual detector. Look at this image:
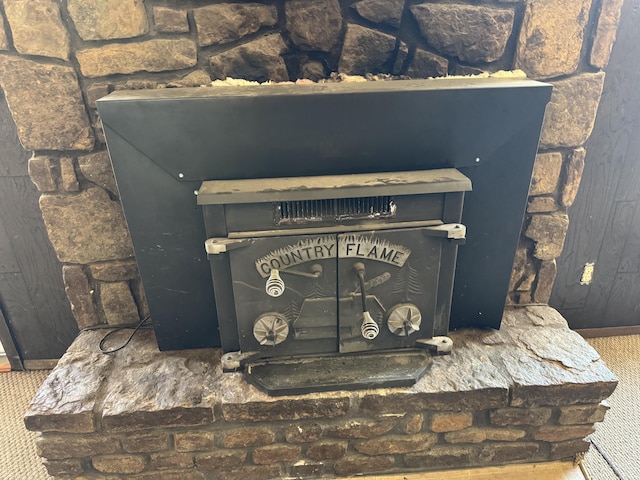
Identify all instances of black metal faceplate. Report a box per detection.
[98,78,551,350]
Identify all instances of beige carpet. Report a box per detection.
[0,370,52,480]
[583,335,640,480]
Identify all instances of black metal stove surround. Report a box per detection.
[97,77,552,353]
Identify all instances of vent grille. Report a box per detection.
[276,196,395,225]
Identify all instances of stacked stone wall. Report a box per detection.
[0,0,626,328]
[24,306,617,479]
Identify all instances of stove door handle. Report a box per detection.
[354,263,380,340]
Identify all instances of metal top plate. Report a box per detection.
[197,168,471,205]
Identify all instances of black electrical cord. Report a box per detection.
[80,315,152,355]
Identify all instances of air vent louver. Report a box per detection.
[276,196,395,225]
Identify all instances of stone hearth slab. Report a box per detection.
[25,306,617,479]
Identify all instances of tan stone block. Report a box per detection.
[404,413,424,434]
[195,3,277,47]
[214,465,281,480]
[306,440,347,460]
[561,147,587,207]
[149,452,194,470]
[0,15,8,50]
[153,6,189,33]
[540,73,605,149]
[591,0,625,68]
[516,291,534,304]
[100,282,140,326]
[354,433,437,455]
[25,333,112,436]
[525,213,570,260]
[484,428,526,441]
[530,152,563,195]
[453,65,484,76]
[406,49,448,79]
[558,403,609,425]
[62,265,99,329]
[220,427,276,448]
[481,442,540,462]
[253,444,301,464]
[534,259,557,303]
[130,470,204,480]
[527,197,557,213]
[516,271,536,292]
[60,158,79,192]
[509,244,529,291]
[430,412,473,432]
[339,24,397,75]
[490,407,552,426]
[77,151,118,196]
[511,381,617,409]
[222,395,349,422]
[195,450,246,469]
[167,70,212,88]
[285,423,323,443]
[444,427,486,443]
[92,454,146,474]
[113,80,159,91]
[326,419,394,439]
[25,403,95,436]
[291,461,324,477]
[93,117,106,145]
[122,432,169,453]
[410,3,515,63]
[209,33,289,83]
[86,84,111,109]
[37,434,120,460]
[533,425,595,442]
[68,0,148,41]
[334,455,395,476]
[405,445,478,469]
[39,187,134,264]
[43,458,84,477]
[90,261,138,282]
[353,0,404,28]
[77,39,197,78]
[132,278,150,319]
[516,0,591,78]
[28,156,57,192]
[174,431,214,452]
[360,389,508,415]
[549,438,590,460]
[0,56,94,151]
[4,0,70,60]
[285,0,342,51]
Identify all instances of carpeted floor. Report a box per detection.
[583,335,640,480]
[0,336,636,480]
[0,370,52,480]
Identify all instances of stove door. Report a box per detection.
[228,234,338,356]
[337,228,442,353]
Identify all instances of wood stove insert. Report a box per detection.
[199,169,470,393]
[97,77,552,353]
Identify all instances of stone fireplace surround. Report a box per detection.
[0,0,623,478]
[0,0,623,333]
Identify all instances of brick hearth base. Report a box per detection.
[24,306,617,479]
